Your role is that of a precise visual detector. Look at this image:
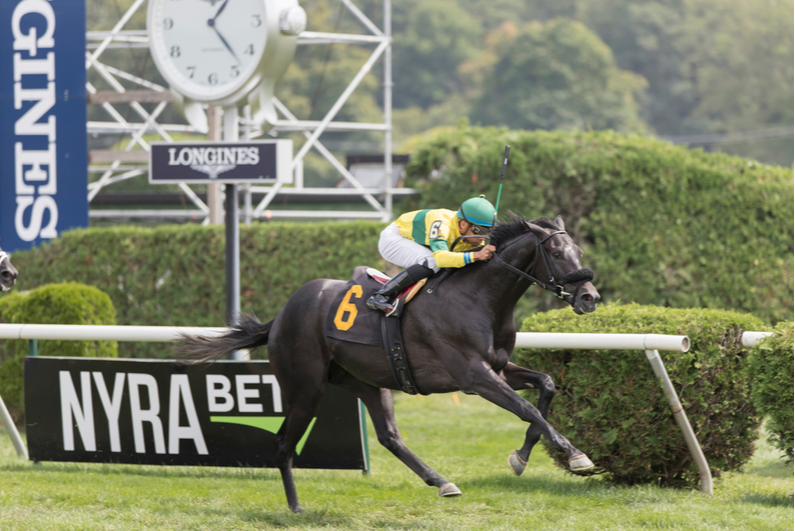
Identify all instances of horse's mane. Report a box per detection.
[489,213,560,249]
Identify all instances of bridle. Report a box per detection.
[0,252,8,265]
[492,228,594,302]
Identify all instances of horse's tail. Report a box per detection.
[175,313,273,364]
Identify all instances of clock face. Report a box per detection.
[148,0,267,101]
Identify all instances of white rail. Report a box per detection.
[741,331,774,347]
[516,333,689,352]
[0,324,226,342]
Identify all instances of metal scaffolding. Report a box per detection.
[87,0,412,224]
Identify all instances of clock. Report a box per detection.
[147,0,306,131]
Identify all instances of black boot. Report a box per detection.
[367,264,434,317]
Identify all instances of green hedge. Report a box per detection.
[0,283,117,423]
[403,127,794,323]
[10,222,385,358]
[747,320,794,460]
[514,303,766,486]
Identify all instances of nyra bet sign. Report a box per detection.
[25,358,367,470]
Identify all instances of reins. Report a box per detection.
[492,229,594,301]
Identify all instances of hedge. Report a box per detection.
[514,303,766,487]
[747,320,794,460]
[403,127,794,323]
[9,222,386,359]
[0,283,117,423]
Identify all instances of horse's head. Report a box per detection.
[0,247,18,292]
[491,214,599,315]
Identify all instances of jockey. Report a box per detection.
[367,195,498,316]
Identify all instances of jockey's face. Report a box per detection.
[458,219,486,246]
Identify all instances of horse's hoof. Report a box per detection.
[508,450,527,476]
[568,454,595,471]
[439,482,462,497]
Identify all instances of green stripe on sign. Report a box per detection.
[210,416,318,455]
[411,209,431,244]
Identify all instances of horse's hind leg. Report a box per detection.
[499,362,556,476]
[270,341,329,513]
[272,385,325,513]
[330,370,461,498]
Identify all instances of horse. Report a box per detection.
[0,246,18,292]
[178,214,600,513]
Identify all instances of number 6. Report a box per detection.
[334,285,362,331]
[429,220,442,239]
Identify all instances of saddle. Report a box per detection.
[324,266,429,395]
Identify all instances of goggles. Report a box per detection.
[469,223,490,236]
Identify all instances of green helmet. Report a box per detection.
[458,195,496,227]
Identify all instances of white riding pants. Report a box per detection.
[378,223,440,272]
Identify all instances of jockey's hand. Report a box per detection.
[472,245,496,262]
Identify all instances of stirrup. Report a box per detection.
[366,295,402,317]
[384,298,403,318]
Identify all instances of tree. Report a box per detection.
[390,0,482,109]
[466,19,647,132]
[573,0,793,165]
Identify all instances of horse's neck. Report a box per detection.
[455,239,538,322]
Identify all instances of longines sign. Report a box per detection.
[0,0,88,253]
[149,140,293,184]
[25,357,367,470]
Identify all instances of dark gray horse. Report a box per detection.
[0,246,18,292]
[179,214,600,513]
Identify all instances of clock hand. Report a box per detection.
[211,0,230,21]
[206,0,239,64]
[210,23,240,63]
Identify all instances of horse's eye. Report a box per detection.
[553,252,563,259]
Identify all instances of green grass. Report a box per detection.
[0,392,791,530]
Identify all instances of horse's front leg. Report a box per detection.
[330,370,462,498]
[499,362,557,476]
[458,359,594,473]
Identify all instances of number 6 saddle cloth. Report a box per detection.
[324,265,427,347]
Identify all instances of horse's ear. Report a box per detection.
[554,215,565,230]
[526,223,548,237]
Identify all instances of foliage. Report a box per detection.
[0,283,117,424]
[571,0,794,165]
[391,0,482,109]
[514,303,767,486]
[9,222,386,359]
[747,320,794,460]
[402,126,794,323]
[465,19,647,133]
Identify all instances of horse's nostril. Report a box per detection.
[581,294,593,302]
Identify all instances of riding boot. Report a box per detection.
[367,263,434,317]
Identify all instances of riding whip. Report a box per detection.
[494,145,510,226]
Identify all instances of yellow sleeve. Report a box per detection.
[432,249,474,268]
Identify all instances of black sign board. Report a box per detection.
[148,140,292,184]
[25,357,368,470]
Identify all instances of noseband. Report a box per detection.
[0,252,8,265]
[492,230,594,301]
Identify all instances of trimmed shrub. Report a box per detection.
[0,283,117,423]
[514,303,766,487]
[10,222,386,358]
[747,320,794,460]
[404,127,794,323]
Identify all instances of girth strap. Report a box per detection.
[380,315,424,395]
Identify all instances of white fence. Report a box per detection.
[0,325,774,494]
